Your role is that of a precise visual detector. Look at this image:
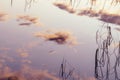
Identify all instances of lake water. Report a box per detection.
[0,0,120,80]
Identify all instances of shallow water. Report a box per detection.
[0,0,120,79]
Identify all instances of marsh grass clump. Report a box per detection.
[17,15,41,26]
[9,0,120,25]
[99,13,120,25]
[53,2,76,13]
[53,0,120,26]
[47,32,70,44]
[34,31,77,45]
[77,9,99,17]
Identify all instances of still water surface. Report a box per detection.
[0,0,120,79]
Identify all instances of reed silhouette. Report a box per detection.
[95,23,120,80]
[10,0,38,11]
[59,58,75,80]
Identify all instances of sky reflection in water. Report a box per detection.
[1,0,120,79]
